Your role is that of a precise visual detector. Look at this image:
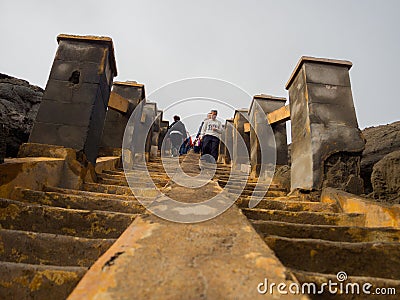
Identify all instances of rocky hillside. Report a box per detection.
[370,150,400,204]
[0,73,43,157]
[361,121,400,194]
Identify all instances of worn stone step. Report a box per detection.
[291,269,400,300]
[0,229,115,267]
[44,186,139,202]
[237,198,338,212]
[103,170,169,180]
[11,187,146,214]
[218,179,281,188]
[0,261,86,299]
[97,177,130,186]
[215,171,248,176]
[102,169,134,175]
[0,198,137,238]
[238,195,304,203]
[242,208,366,226]
[265,235,400,280]
[224,182,286,189]
[82,183,161,198]
[98,173,168,185]
[224,186,287,197]
[131,167,168,175]
[82,183,134,196]
[252,220,400,242]
[98,178,163,188]
[215,168,232,173]
[224,183,284,191]
[98,177,167,189]
[216,177,254,183]
[228,189,288,198]
[44,186,155,207]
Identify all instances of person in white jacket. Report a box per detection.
[200,110,222,163]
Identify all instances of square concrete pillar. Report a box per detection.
[217,124,226,163]
[224,119,233,165]
[100,81,145,156]
[151,109,163,157]
[131,101,157,161]
[29,34,117,165]
[286,56,365,193]
[158,120,169,152]
[153,110,163,142]
[233,109,250,171]
[249,94,288,179]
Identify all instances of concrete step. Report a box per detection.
[216,177,254,184]
[215,168,232,173]
[98,177,129,186]
[265,235,400,280]
[0,229,115,267]
[228,189,288,198]
[237,198,338,213]
[242,208,366,226]
[82,183,161,198]
[218,179,281,189]
[44,186,140,202]
[44,186,156,207]
[251,220,400,242]
[292,269,400,300]
[0,261,86,299]
[98,178,166,189]
[103,170,169,180]
[11,187,146,214]
[131,167,168,174]
[224,183,285,191]
[82,183,134,196]
[98,173,168,185]
[0,198,137,238]
[239,195,302,201]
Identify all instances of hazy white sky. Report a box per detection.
[1,0,399,136]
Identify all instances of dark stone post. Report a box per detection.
[100,81,145,156]
[131,101,157,162]
[146,103,159,159]
[218,124,226,163]
[233,109,250,172]
[286,56,365,194]
[249,94,288,179]
[28,34,117,165]
[158,120,169,154]
[151,109,163,157]
[224,119,233,165]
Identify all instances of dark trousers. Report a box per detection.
[170,133,183,156]
[201,135,220,162]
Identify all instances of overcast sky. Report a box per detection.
[1,0,399,136]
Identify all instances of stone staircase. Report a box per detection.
[215,164,400,299]
[0,158,169,299]
[1,153,399,299]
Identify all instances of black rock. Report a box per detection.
[361,121,400,193]
[0,73,43,157]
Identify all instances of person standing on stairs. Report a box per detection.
[200,110,222,163]
[194,112,211,154]
[166,115,187,157]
